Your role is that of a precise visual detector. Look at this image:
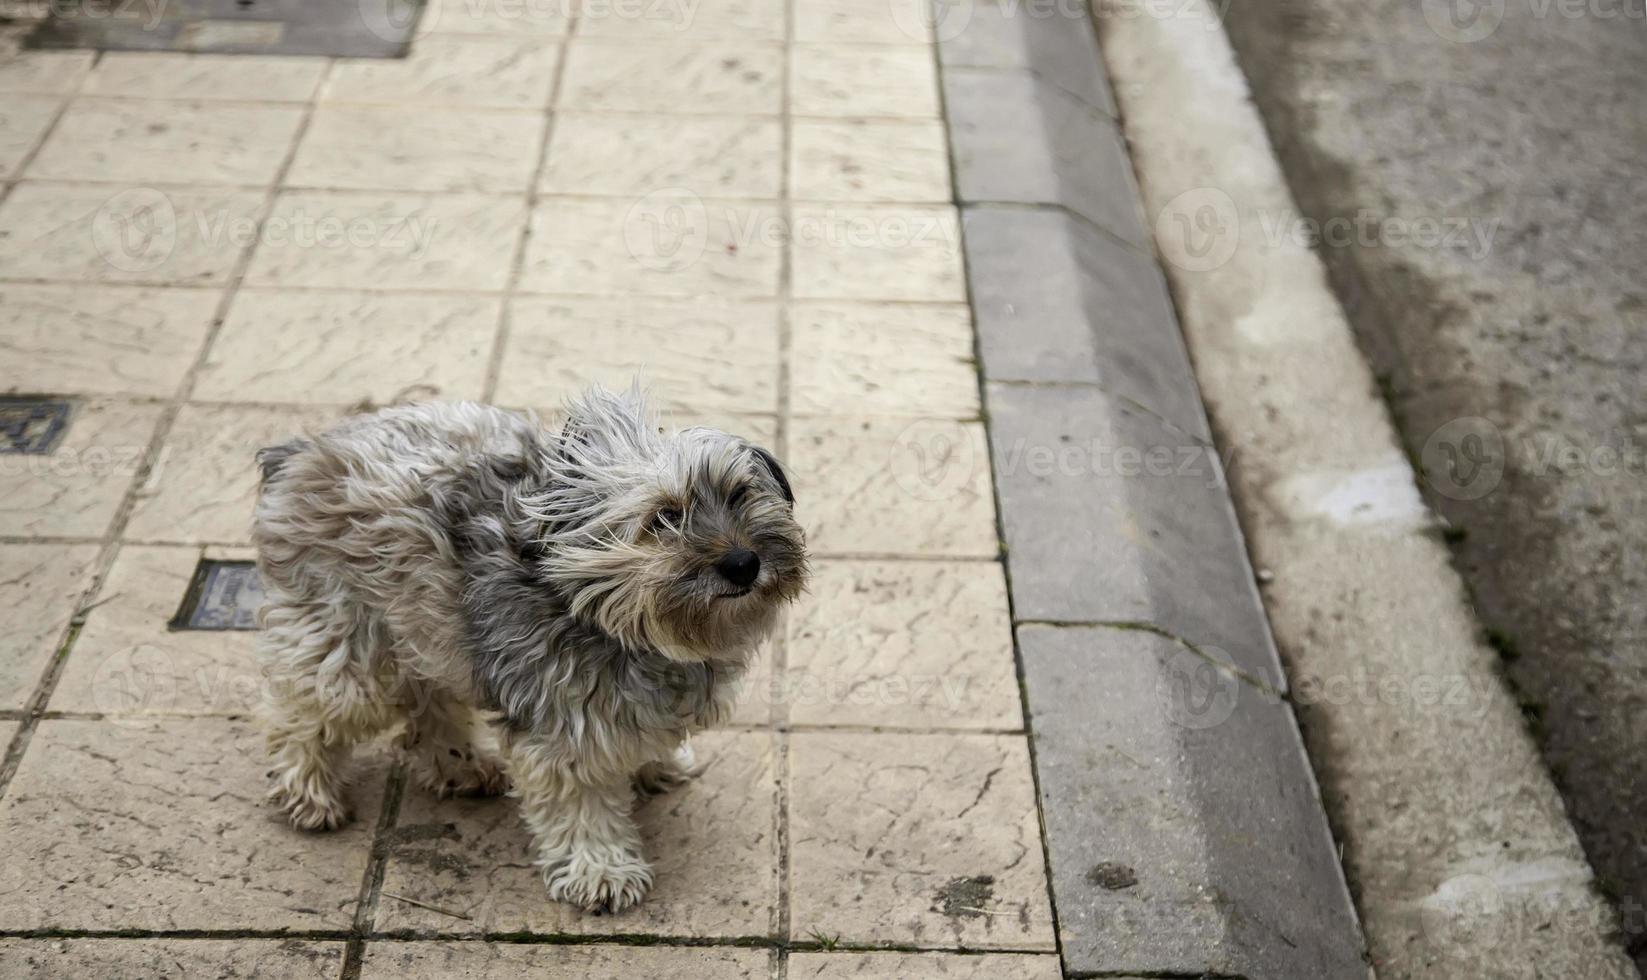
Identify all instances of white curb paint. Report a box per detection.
[1093,2,1639,977]
[1273,462,1431,532]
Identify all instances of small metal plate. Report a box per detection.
[26,0,425,58]
[170,560,265,631]
[0,398,72,455]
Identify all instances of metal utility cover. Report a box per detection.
[0,398,73,455]
[170,559,266,631]
[26,0,425,58]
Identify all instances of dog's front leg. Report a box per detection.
[506,739,652,913]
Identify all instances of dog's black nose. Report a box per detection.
[716,549,761,588]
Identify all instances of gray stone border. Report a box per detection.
[938,5,1367,977]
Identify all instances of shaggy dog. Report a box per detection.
[252,387,807,912]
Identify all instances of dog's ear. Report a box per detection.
[749,445,795,506]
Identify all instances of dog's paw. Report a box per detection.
[432,761,511,799]
[267,778,350,832]
[409,750,511,799]
[544,851,654,914]
[463,758,512,797]
[634,743,699,797]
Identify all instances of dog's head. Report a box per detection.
[525,385,808,660]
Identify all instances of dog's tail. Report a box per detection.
[255,439,312,486]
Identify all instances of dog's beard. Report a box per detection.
[650,574,791,661]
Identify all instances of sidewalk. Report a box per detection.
[0,4,1056,977]
[0,1,1364,978]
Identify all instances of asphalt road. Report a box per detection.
[1215,0,1647,967]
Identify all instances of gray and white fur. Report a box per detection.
[252,386,807,912]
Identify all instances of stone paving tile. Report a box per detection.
[0,719,382,931]
[520,197,782,298]
[541,113,783,199]
[0,49,93,95]
[1015,624,1359,976]
[675,412,779,448]
[791,45,941,118]
[786,559,1020,729]
[0,95,59,179]
[726,635,777,725]
[420,0,571,36]
[944,69,1147,248]
[985,384,1287,691]
[793,0,932,44]
[962,206,1210,438]
[288,106,546,194]
[28,99,306,186]
[82,53,329,102]
[376,730,778,937]
[790,204,965,302]
[124,403,337,545]
[788,951,1063,979]
[789,302,977,417]
[0,543,98,711]
[526,407,777,450]
[559,41,783,114]
[791,119,951,203]
[0,939,345,979]
[575,0,785,40]
[195,289,498,405]
[323,37,562,109]
[499,297,779,415]
[0,284,220,397]
[0,398,164,538]
[937,0,1116,117]
[361,942,772,978]
[51,544,261,716]
[0,183,264,285]
[788,731,1055,949]
[243,191,527,292]
[788,415,997,557]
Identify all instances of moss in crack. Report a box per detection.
[1486,628,1520,663]
[934,875,996,919]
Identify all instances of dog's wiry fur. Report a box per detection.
[252,387,807,912]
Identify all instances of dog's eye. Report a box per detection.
[649,507,684,534]
[727,485,748,510]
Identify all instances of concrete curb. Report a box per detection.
[1088,0,1645,976]
[938,5,1366,976]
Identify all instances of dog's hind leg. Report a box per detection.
[401,690,509,798]
[258,604,397,831]
[633,740,699,797]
